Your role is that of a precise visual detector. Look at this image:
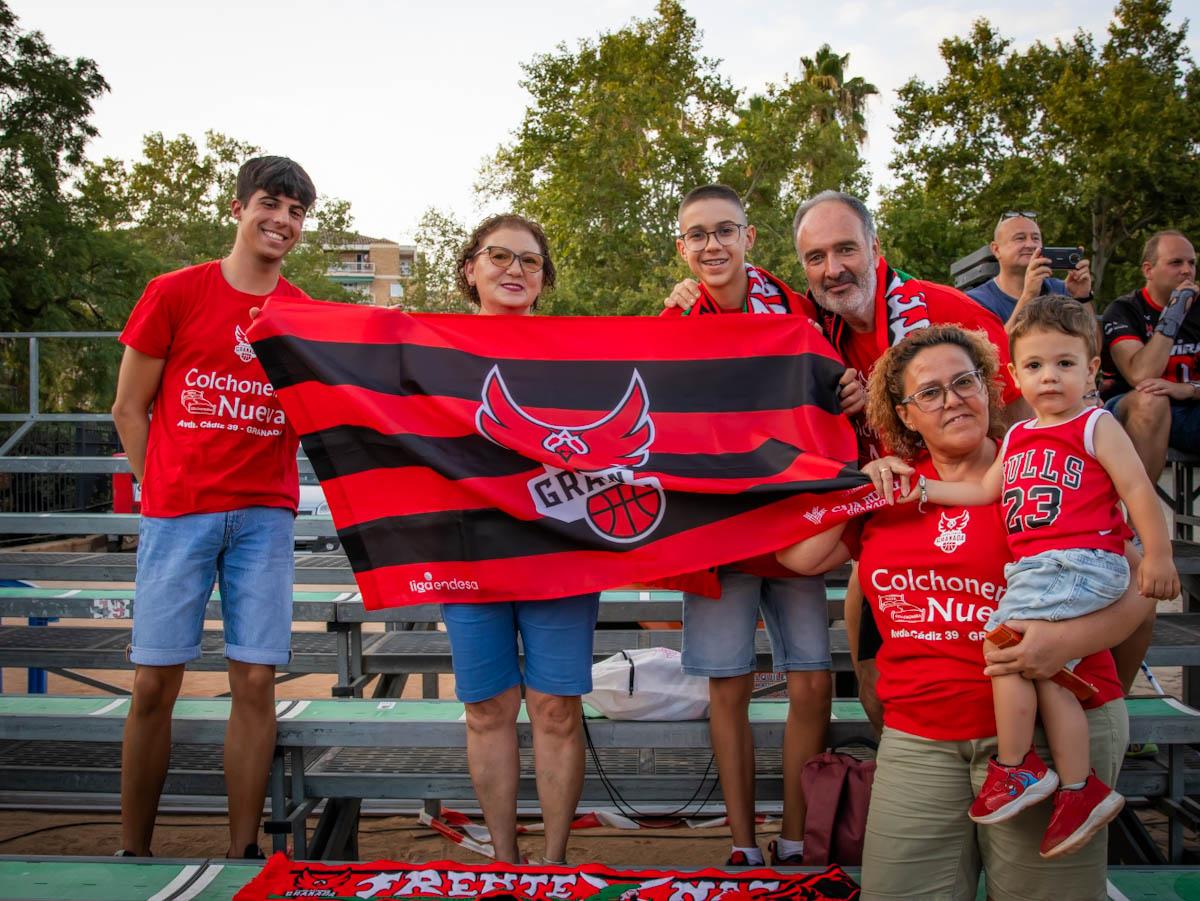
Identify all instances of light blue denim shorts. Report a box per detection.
[988,548,1129,633]
[131,507,295,666]
[441,594,601,703]
[681,570,830,677]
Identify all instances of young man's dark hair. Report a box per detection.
[677,184,745,221]
[235,156,316,210]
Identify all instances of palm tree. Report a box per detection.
[800,44,878,145]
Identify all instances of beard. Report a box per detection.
[812,254,877,324]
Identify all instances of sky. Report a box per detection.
[11,0,1199,244]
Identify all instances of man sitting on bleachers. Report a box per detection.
[1101,230,1200,485]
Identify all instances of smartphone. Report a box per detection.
[1040,246,1083,270]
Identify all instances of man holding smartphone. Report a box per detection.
[968,211,1095,328]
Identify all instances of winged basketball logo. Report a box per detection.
[234,325,256,362]
[934,509,970,553]
[478,366,653,469]
[475,366,666,543]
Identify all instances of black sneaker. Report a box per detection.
[114,849,150,858]
[230,844,267,860]
[768,839,803,865]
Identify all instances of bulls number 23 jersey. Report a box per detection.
[999,407,1125,558]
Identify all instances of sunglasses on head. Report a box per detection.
[1000,210,1038,221]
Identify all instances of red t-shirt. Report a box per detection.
[119,261,305,517]
[1000,408,1126,558]
[846,451,1122,741]
[662,264,837,578]
[819,258,1021,461]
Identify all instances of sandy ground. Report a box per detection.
[0,810,744,866]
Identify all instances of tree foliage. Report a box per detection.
[878,0,1200,301]
[0,1,361,420]
[0,0,117,331]
[78,131,359,304]
[716,45,876,283]
[481,1,874,313]
[406,208,472,313]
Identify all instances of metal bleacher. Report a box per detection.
[2,694,1198,862]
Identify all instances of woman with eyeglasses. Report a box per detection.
[441,214,601,865]
[775,325,1148,900]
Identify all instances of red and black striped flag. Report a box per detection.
[249,298,881,609]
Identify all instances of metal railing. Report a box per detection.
[0,332,118,457]
[0,332,327,532]
[327,261,374,274]
[1,333,123,519]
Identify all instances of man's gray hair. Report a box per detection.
[792,190,877,245]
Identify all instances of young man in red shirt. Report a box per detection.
[111,156,315,858]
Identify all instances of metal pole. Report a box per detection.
[28,336,38,418]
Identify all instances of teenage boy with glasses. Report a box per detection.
[661,184,857,868]
[111,156,315,860]
[967,211,1094,328]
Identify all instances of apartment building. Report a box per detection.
[323,232,416,307]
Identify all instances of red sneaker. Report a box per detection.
[725,850,759,867]
[969,748,1058,824]
[1039,772,1125,859]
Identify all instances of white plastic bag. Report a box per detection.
[583,647,710,720]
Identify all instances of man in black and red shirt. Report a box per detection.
[1101,230,1200,483]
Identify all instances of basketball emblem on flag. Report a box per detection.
[587,481,664,540]
[476,365,666,543]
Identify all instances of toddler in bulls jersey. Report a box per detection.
[907,296,1179,858]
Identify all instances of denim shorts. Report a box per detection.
[681,570,830,677]
[130,507,295,666]
[441,594,601,703]
[988,548,1129,634]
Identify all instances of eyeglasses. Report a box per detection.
[474,245,546,274]
[679,222,746,251]
[900,369,986,412]
[1000,210,1038,221]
